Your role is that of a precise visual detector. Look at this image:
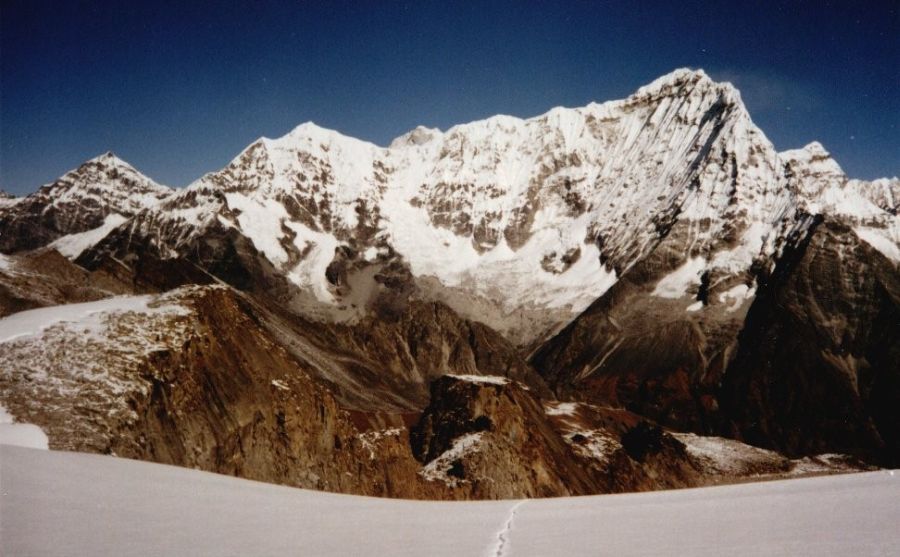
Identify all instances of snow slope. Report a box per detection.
[0,294,174,343]
[2,446,897,556]
[48,213,129,258]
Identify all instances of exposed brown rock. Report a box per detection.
[0,249,134,316]
[719,219,900,465]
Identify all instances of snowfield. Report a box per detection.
[0,294,180,343]
[1,446,897,556]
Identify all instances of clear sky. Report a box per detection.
[1,0,897,195]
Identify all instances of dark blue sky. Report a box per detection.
[2,1,898,195]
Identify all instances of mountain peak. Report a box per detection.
[288,121,326,135]
[800,141,829,156]
[284,121,347,142]
[625,67,745,119]
[634,67,711,95]
[263,121,381,151]
[86,151,130,166]
[389,125,442,149]
[780,141,844,175]
[85,151,136,170]
[69,152,166,189]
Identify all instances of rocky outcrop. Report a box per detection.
[0,248,134,317]
[0,284,438,497]
[409,375,720,498]
[410,375,599,498]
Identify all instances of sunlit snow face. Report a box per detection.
[13,69,897,339]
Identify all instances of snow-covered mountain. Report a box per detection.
[39,68,889,346]
[0,152,170,254]
[1,68,898,499]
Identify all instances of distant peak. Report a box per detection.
[254,122,333,146]
[630,67,747,112]
[781,141,835,162]
[780,141,845,177]
[801,141,829,155]
[267,121,380,149]
[389,125,442,148]
[288,121,325,135]
[64,152,171,193]
[284,121,357,142]
[634,68,710,95]
[87,151,131,167]
[668,67,710,81]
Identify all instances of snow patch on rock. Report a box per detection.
[420,432,485,485]
[446,374,509,386]
[674,432,784,475]
[0,294,188,344]
[543,402,578,416]
[718,284,755,312]
[48,213,129,258]
[0,253,14,271]
[855,225,900,263]
[0,404,49,450]
[357,428,403,460]
[652,257,706,299]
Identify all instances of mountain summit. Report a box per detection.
[0,152,170,253]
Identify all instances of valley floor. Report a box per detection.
[1,445,897,556]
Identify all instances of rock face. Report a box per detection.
[531,199,900,466]
[411,375,602,498]
[0,68,896,498]
[408,375,715,498]
[0,249,134,317]
[719,219,900,465]
[0,283,437,497]
[287,300,553,411]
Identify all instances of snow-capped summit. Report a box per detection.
[780,141,899,244]
[0,153,171,253]
[389,125,442,148]
[632,67,705,94]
